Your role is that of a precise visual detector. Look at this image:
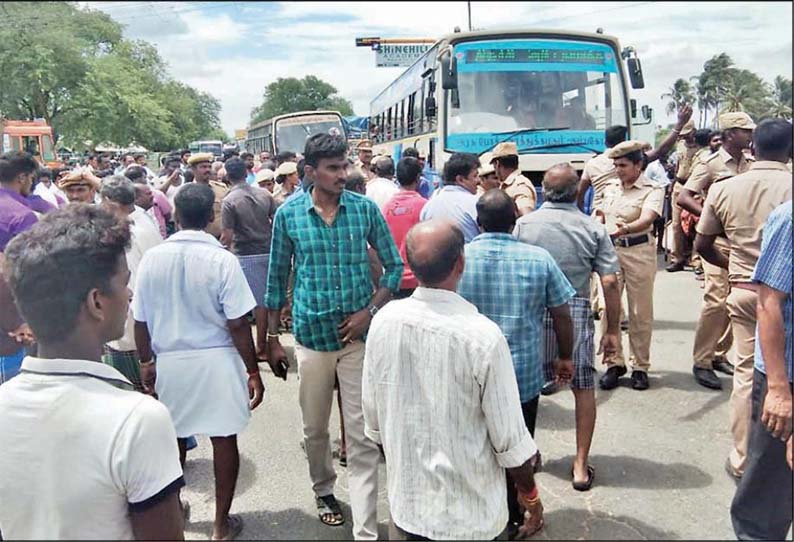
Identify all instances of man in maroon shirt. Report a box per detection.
[381,157,428,299]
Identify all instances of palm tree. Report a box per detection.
[767,76,793,119]
[661,78,695,116]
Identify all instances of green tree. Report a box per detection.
[661,78,695,115]
[0,2,226,150]
[694,53,736,127]
[765,76,793,120]
[250,75,354,124]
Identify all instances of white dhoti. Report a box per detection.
[155,346,250,438]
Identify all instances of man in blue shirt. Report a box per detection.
[458,189,575,536]
[730,199,793,541]
[420,153,480,242]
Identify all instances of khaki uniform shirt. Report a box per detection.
[272,183,295,207]
[206,180,229,238]
[683,147,753,197]
[582,152,618,210]
[354,159,376,182]
[697,161,793,283]
[501,170,537,212]
[675,141,700,181]
[601,174,664,236]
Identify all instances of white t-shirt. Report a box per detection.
[132,229,256,353]
[0,357,183,540]
[366,177,399,211]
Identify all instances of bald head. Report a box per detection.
[542,163,579,203]
[406,220,465,288]
[476,188,517,233]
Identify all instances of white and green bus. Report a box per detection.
[369,28,652,195]
[246,111,346,157]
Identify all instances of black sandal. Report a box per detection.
[572,465,595,491]
[316,494,345,526]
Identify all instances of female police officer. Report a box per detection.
[597,141,664,391]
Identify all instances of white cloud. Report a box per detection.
[88,1,792,136]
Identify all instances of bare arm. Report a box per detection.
[676,188,702,216]
[694,233,728,269]
[130,492,184,541]
[134,321,153,363]
[646,105,692,164]
[613,208,659,239]
[601,273,621,336]
[548,303,573,360]
[227,316,264,410]
[220,228,234,251]
[758,283,792,440]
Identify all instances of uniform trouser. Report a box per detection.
[296,340,380,541]
[726,287,758,475]
[730,370,793,540]
[603,241,656,371]
[692,259,733,369]
[670,184,690,265]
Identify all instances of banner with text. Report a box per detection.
[376,43,432,67]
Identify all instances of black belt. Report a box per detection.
[613,233,651,248]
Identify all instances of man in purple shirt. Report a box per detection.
[0,151,39,252]
[0,151,40,385]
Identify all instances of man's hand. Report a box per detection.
[761,384,793,441]
[140,363,157,398]
[554,358,574,387]
[609,221,626,240]
[248,372,264,410]
[676,104,693,128]
[598,333,620,360]
[517,493,544,538]
[8,323,35,346]
[338,309,372,344]
[266,339,289,381]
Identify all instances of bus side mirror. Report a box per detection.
[630,99,637,119]
[627,57,644,89]
[441,54,458,90]
[425,95,437,118]
[641,105,651,120]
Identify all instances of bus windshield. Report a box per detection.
[274,114,344,155]
[446,38,628,155]
[200,142,222,156]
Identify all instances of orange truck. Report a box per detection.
[1,119,61,168]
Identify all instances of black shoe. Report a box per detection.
[540,381,558,396]
[693,367,722,390]
[713,359,735,376]
[599,365,627,390]
[631,371,649,390]
[666,261,686,272]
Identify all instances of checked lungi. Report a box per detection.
[102,346,143,392]
[543,296,595,390]
[238,253,269,307]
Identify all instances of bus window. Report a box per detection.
[41,134,55,162]
[22,136,40,157]
[9,136,21,152]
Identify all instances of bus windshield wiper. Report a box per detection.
[522,142,602,154]
[479,126,571,156]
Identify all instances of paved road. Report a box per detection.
[180,258,746,540]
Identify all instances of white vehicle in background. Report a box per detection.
[188,139,223,160]
[369,28,652,202]
[245,111,346,157]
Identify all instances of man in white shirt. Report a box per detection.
[99,176,162,389]
[133,182,265,541]
[0,203,184,540]
[365,155,398,210]
[362,219,545,541]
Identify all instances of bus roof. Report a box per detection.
[247,110,343,131]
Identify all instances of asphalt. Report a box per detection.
[179,257,760,540]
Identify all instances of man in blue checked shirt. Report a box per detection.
[458,188,575,539]
[265,133,402,540]
[730,199,793,541]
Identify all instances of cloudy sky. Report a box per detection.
[84,1,792,136]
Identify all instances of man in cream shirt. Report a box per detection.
[363,219,545,540]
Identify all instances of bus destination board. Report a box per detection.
[465,48,610,65]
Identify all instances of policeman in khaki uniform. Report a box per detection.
[597,141,664,391]
[666,119,697,272]
[353,139,376,182]
[695,118,793,479]
[678,112,756,390]
[187,152,228,239]
[476,152,499,196]
[489,141,537,215]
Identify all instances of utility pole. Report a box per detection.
[467,1,472,30]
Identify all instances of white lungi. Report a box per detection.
[155,346,250,438]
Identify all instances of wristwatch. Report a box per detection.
[367,304,379,318]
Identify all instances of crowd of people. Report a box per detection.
[0,106,791,541]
